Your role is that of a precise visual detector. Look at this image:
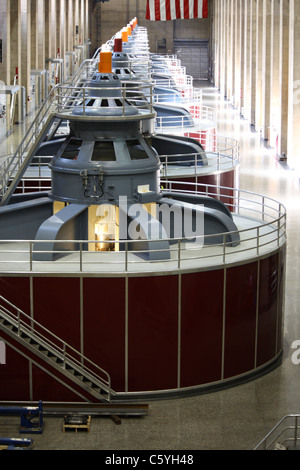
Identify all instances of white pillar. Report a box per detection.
[286,0,300,169]
[279,0,289,158]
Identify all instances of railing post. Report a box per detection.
[79,242,83,272]
[150,84,153,112]
[223,233,226,263]
[83,88,86,116]
[58,86,61,112]
[17,310,21,336]
[107,379,111,401]
[29,242,33,272]
[63,343,66,369]
[125,242,128,272]
[122,88,125,116]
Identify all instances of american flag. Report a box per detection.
[145,0,208,21]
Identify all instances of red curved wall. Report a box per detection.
[0,247,285,401]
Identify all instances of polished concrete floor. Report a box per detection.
[0,82,299,451]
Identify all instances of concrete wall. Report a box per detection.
[98,0,210,54]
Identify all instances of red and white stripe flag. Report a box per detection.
[146,0,208,21]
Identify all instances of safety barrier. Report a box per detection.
[254,415,300,450]
[155,105,216,131]
[0,182,286,274]
[0,294,112,401]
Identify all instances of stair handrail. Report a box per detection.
[0,156,14,194]
[0,295,112,399]
[0,61,95,185]
[0,85,60,195]
[254,414,300,450]
[0,62,97,199]
[68,59,96,87]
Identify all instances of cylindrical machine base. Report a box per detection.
[0,245,285,402]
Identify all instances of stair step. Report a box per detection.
[46,352,62,362]
[7,325,18,333]
[91,383,103,391]
[74,374,84,380]
[0,319,15,329]
[82,380,93,387]
[21,335,31,342]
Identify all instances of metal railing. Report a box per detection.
[0,182,286,274]
[152,74,194,89]
[0,294,112,400]
[152,65,187,77]
[0,81,156,198]
[5,133,238,187]
[153,87,202,106]
[53,83,155,117]
[68,57,152,85]
[160,134,239,176]
[0,86,58,196]
[67,58,96,86]
[155,105,216,131]
[254,415,300,450]
[4,132,238,189]
[160,150,237,177]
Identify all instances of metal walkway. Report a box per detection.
[0,86,60,207]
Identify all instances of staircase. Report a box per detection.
[254,414,300,450]
[0,58,99,208]
[0,86,61,206]
[0,54,138,207]
[0,295,114,402]
[0,76,89,207]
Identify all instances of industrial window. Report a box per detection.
[60,139,83,160]
[127,140,148,160]
[91,141,116,161]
